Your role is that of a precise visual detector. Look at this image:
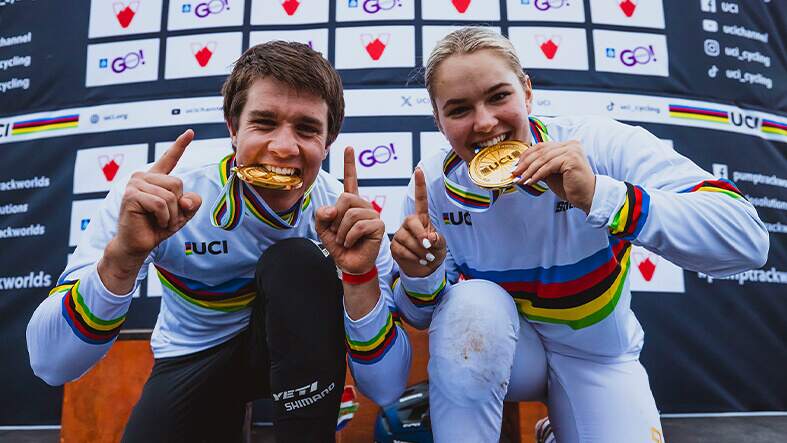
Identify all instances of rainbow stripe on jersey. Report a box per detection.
[609,183,650,241]
[609,179,745,241]
[50,280,125,344]
[346,309,402,364]
[155,265,255,312]
[458,240,632,330]
[680,179,744,199]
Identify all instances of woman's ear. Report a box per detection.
[523,75,534,115]
[433,113,443,133]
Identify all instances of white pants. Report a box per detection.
[428,280,664,443]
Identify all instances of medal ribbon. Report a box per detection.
[442,117,551,213]
[210,153,313,230]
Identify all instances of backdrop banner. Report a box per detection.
[1,0,785,425]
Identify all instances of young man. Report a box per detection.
[27,42,410,442]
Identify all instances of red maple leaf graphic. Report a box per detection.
[282,0,300,16]
[452,0,471,13]
[365,38,387,60]
[637,257,657,281]
[619,0,637,17]
[194,46,213,67]
[540,39,559,59]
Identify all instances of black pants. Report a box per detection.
[122,238,347,443]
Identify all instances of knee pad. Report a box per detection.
[255,239,347,441]
[428,280,519,405]
[256,238,334,290]
[255,238,343,358]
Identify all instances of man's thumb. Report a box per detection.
[180,193,202,217]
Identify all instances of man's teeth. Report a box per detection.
[267,165,296,176]
[477,134,507,148]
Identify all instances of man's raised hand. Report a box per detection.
[114,129,203,260]
[315,147,385,275]
[391,168,446,278]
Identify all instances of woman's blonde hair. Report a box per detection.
[424,27,528,115]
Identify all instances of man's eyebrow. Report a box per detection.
[297,115,324,128]
[247,110,276,120]
[246,111,323,128]
[442,82,511,111]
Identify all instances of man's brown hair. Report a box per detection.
[222,41,345,146]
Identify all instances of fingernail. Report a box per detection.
[513,175,522,180]
[426,253,436,262]
[422,238,432,249]
[524,178,531,185]
[512,159,519,167]
[419,259,428,266]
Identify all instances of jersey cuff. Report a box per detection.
[344,295,401,365]
[586,175,628,228]
[398,264,448,309]
[54,268,131,345]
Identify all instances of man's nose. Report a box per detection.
[267,127,299,157]
[473,106,498,134]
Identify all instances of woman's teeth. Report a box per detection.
[476,133,508,148]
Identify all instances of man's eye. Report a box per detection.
[298,126,319,135]
[447,107,468,117]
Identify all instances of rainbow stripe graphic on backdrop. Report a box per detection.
[669,105,728,124]
[762,118,787,137]
[12,114,79,135]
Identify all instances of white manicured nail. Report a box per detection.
[524,178,531,185]
[422,238,432,249]
[419,259,428,266]
[426,253,436,262]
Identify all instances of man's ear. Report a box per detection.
[225,119,237,147]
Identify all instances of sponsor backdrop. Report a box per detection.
[1,0,785,426]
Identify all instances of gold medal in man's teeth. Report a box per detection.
[233,165,303,190]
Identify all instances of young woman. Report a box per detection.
[389,27,768,442]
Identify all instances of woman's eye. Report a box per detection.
[490,92,510,102]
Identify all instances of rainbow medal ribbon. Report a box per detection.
[211,154,244,230]
[442,117,550,213]
[210,153,313,231]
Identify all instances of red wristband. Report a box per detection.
[340,266,378,285]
